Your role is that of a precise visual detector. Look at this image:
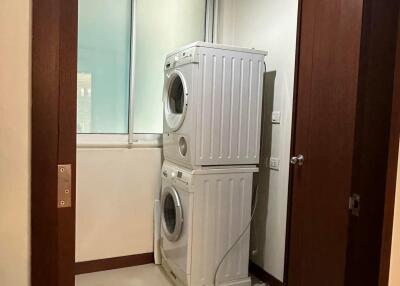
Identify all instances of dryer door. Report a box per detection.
[161,186,184,241]
[164,70,188,131]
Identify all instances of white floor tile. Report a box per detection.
[75,264,173,286]
[75,263,265,286]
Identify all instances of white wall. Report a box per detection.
[76,148,161,261]
[0,0,31,285]
[217,0,298,281]
[389,141,400,286]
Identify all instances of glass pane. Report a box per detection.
[77,0,131,133]
[164,193,177,234]
[133,0,206,133]
[168,76,185,114]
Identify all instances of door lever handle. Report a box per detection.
[290,154,304,166]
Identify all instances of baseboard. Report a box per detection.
[75,252,154,275]
[249,262,284,286]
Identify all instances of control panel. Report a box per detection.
[162,165,190,185]
[165,47,199,70]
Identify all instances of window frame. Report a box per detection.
[77,0,218,148]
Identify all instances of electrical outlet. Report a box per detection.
[271,111,281,124]
[269,157,280,171]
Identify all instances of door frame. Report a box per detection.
[30,0,400,286]
[379,11,400,286]
[283,0,303,282]
[31,0,77,285]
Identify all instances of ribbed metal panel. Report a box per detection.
[195,48,264,166]
[190,173,253,285]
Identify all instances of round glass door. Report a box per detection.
[164,71,188,131]
[161,186,183,241]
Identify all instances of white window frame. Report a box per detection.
[77,0,218,148]
[205,0,218,43]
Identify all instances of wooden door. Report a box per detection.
[31,0,77,285]
[288,0,400,285]
[287,0,364,285]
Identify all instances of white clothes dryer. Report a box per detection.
[159,160,257,286]
[163,42,267,168]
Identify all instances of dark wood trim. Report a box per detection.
[345,0,400,285]
[32,0,62,284]
[284,0,303,284]
[58,0,78,285]
[75,253,155,275]
[31,0,77,285]
[379,8,400,286]
[249,262,284,286]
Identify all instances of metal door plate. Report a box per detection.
[58,164,72,208]
[349,193,361,216]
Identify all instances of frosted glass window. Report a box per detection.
[77,0,131,133]
[77,0,207,135]
[133,0,206,133]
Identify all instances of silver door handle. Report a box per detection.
[290,154,304,166]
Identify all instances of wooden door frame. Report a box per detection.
[379,10,400,286]
[283,0,303,284]
[31,0,77,285]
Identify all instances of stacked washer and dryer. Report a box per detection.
[155,42,267,286]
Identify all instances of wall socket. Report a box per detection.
[271,111,281,124]
[269,157,280,170]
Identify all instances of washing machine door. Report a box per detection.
[164,70,188,131]
[161,187,183,241]
[161,186,184,241]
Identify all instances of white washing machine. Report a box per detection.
[158,161,257,286]
[163,42,267,168]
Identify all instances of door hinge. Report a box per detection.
[349,193,360,216]
[58,164,72,208]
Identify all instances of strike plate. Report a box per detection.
[349,193,361,217]
[58,164,72,208]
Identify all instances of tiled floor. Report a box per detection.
[75,264,173,286]
[75,264,266,286]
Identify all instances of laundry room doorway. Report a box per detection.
[30,0,400,286]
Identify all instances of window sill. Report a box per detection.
[77,133,162,149]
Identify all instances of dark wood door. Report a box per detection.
[287,0,364,285]
[288,0,400,285]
